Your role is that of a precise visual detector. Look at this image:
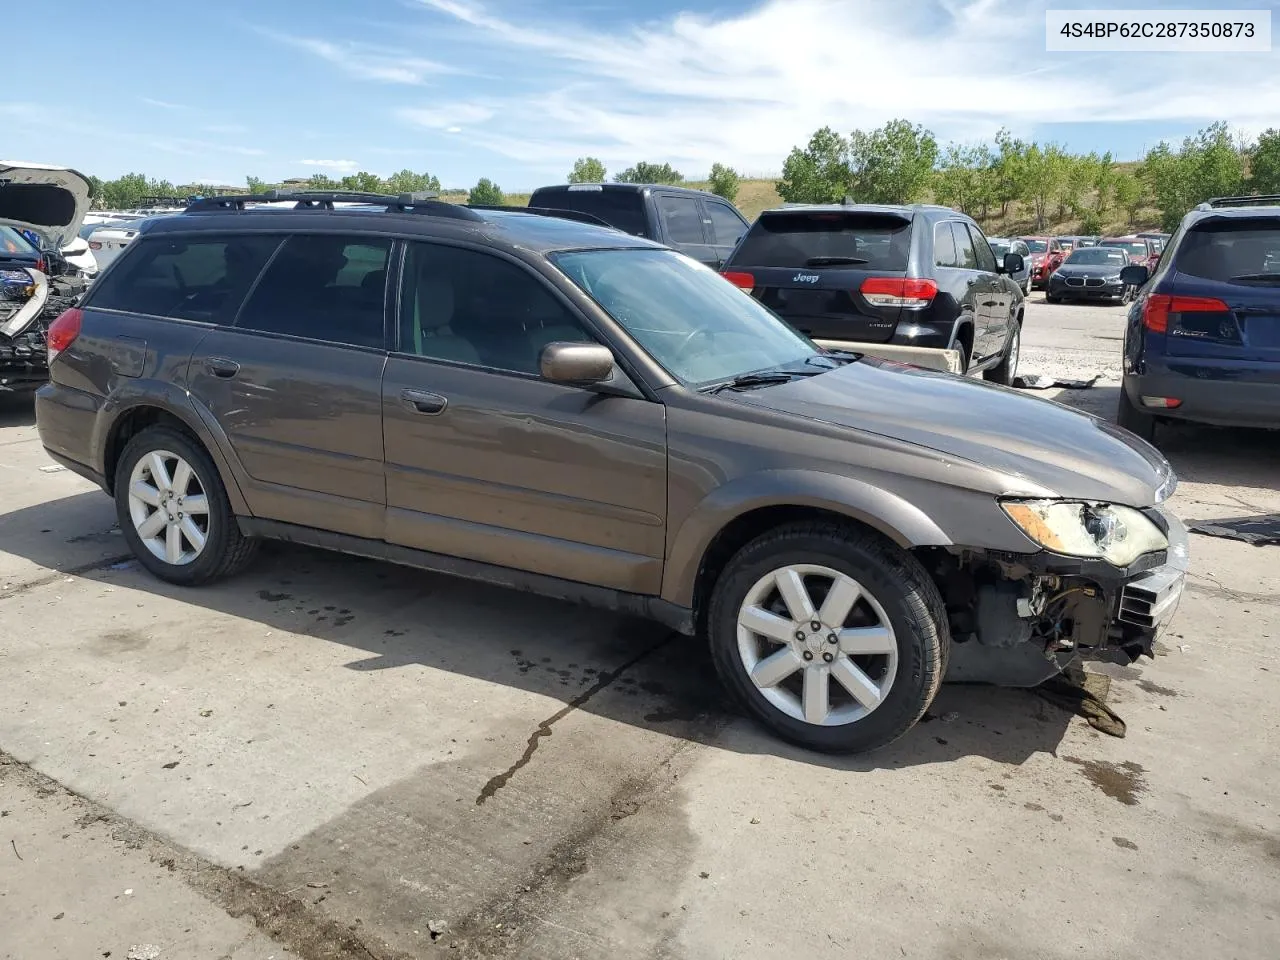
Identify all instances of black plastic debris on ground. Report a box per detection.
[1189,514,1280,546]
[1012,373,1099,390]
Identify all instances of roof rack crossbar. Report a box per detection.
[184,190,483,221]
[1199,194,1280,209]
[465,204,615,228]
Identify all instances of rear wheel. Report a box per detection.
[707,522,946,753]
[984,319,1021,386]
[949,337,971,375]
[1116,386,1157,443]
[115,426,258,585]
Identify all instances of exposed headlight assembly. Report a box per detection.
[1002,500,1168,567]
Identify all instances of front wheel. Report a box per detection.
[707,522,947,753]
[115,426,259,585]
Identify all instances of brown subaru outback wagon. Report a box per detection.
[35,192,1188,753]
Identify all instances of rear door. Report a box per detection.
[652,193,718,266]
[948,220,998,360]
[721,209,913,342]
[966,221,1011,359]
[186,232,392,540]
[1163,218,1280,368]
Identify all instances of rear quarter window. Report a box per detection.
[1175,219,1280,283]
[86,234,282,323]
[731,212,911,270]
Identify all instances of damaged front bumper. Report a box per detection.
[0,267,82,393]
[941,509,1189,685]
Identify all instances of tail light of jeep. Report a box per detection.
[860,277,937,308]
[721,271,755,293]
[46,307,83,363]
[1142,294,1228,334]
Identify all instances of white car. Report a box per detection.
[87,215,174,272]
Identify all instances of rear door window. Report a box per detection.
[656,195,707,245]
[234,234,392,349]
[1175,220,1280,284]
[86,234,281,323]
[967,224,998,272]
[950,222,978,269]
[731,212,911,270]
[705,201,748,246]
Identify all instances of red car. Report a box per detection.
[1099,235,1160,272]
[1018,236,1067,289]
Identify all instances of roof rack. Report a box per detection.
[185,190,483,221]
[466,204,614,228]
[1198,194,1280,210]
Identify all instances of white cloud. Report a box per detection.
[150,138,265,158]
[265,31,458,84]
[298,159,361,172]
[140,97,186,110]
[407,0,1280,172]
[396,103,496,129]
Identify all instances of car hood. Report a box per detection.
[1054,263,1124,277]
[0,161,93,250]
[733,358,1175,506]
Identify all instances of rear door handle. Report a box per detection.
[206,357,240,378]
[401,388,447,415]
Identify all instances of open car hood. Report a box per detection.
[0,161,93,250]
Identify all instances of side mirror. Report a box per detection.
[540,342,615,385]
[1120,264,1149,286]
[1003,252,1025,274]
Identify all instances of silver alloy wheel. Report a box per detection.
[736,564,898,726]
[127,450,210,566]
[1007,324,1020,375]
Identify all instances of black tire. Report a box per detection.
[1116,386,1157,443]
[114,426,258,585]
[984,318,1021,386]
[950,337,971,375]
[706,521,947,754]
[1045,293,1062,304]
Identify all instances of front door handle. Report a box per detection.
[206,357,240,378]
[401,388,447,415]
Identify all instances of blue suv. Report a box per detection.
[1118,196,1280,442]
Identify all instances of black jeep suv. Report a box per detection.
[720,203,1026,380]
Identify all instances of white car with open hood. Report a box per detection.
[0,161,94,394]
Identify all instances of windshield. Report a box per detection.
[1102,240,1149,256]
[1066,247,1128,266]
[530,189,649,237]
[1022,239,1048,253]
[553,247,820,386]
[0,226,39,258]
[990,241,1011,257]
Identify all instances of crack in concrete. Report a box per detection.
[0,552,134,603]
[476,630,681,806]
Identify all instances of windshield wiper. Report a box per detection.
[702,371,801,395]
[804,256,868,266]
[1227,273,1280,285]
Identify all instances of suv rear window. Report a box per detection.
[87,234,282,323]
[1176,219,1280,284]
[731,212,911,270]
[529,189,649,237]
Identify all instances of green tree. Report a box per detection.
[1062,152,1099,219]
[99,173,148,210]
[307,173,340,190]
[1249,128,1280,194]
[776,126,850,204]
[1141,123,1245,230]
[1092,152,1117,215]
[1021,143,1070,230]
[568,156,607,183]
[846,119,938,204]
[468,178,504,205]
[707,163,741,202]
[339,171,386,193]
[384,169,441,195]
[614,161,683,184]
[991,129,1029,218]
[933,143,989,215]
[1113,172,1144,224]
[246,175,270,194]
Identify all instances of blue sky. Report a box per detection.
[5,0,1278,190]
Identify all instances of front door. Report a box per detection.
[187,232,393,539]
[966,222,1011,360]
[653,193,718,267]
[381,240,668,593]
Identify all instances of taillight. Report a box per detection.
[47,307,83,363]
[722,271,755,292]
[1142,294,1228,334]
[35,256,47,273]
[860,277,937,307]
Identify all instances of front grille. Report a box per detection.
[1066,277,1083,286]
[1085,278,1105,287]
[1065,277,1108,287]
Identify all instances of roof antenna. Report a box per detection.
[842,194,855,205]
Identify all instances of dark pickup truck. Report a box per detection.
[528,183,751,269]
